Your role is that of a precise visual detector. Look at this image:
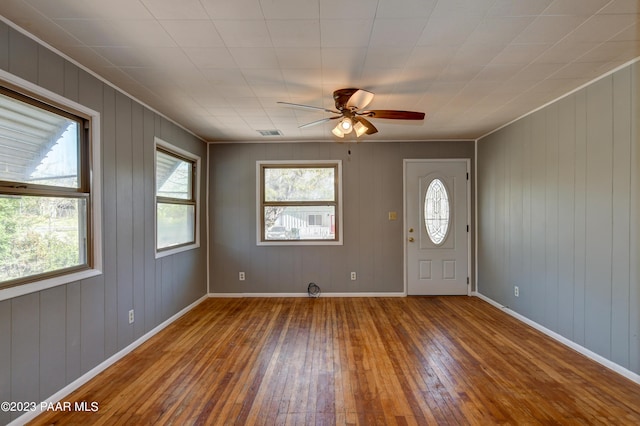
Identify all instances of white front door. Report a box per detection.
[405,159,469,295]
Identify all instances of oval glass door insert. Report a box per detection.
[424,178,450,245]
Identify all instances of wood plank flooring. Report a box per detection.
[30,297,640,425]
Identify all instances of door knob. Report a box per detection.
[408,237,415,242]
[408,228,414,233]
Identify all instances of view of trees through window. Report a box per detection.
[0,196,85,283]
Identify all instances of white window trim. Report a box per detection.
[256,160,343,246]
[154,137,201,258]
[0,69,103,302]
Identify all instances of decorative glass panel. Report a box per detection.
[424,178,450,245]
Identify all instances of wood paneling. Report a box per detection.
[630,63,640,374]
[0,23,8,71]
[116,90,134,351]
[545,104,559,331]
[478,63,640,375]
[556,96,576,339]
[585,77,614,358]
[11,294,39,409]
[63,60,79,102]
[208,141,475,295]
[573,90,588,347]
[8,30,37,83]
[132,102,145,340]
[29,297,640,425]
[65,282,82,383]
[39,286,66,400]
[143,108,158,333]
[37,46,63,95]
[611,67,632,368]
[102,83,118,359]
[0,21,207,421]
[80,276,105,375]
[0,300,11,426]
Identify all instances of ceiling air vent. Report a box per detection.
[257,129,283,136]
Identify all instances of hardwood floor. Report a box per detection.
[31,297,640,425]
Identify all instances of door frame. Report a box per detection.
[403,159,472,296]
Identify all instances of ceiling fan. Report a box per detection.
[277,88,425,138]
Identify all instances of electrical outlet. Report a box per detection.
[514,286,519,297]
[239,272,245,281]
[128,309,134,324]
[350,272,357,281]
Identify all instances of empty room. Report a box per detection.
[0,0,639,424]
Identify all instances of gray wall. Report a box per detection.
[477,62,640,375]
[0,23,207,424]
[209,141,475,294]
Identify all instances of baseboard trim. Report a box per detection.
[472,291,640,386]
[209,292,407,298]
[9,294,209,426]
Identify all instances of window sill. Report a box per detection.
[0,268,103,302]
[257,240,343,246]
[155,242,200,259]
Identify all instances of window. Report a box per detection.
[258,161,342,245]
[155,138,199,256]
[0,81,99,291]
[308,214,322,226]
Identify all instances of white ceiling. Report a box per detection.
[2,0,639,142]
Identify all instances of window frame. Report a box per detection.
[256,160,343,246]
[154,137,200,258]
[0,69,102,301]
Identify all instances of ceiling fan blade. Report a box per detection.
[346,89,374,110]
[299,116,340,129]
[357,117,378,135]
[277,101,339,114]
[361,110,425,120]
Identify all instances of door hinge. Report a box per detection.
[466,172,469,180]
[467,277,470,284]
[467,225,469,232]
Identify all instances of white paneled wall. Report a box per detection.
[0,22,207,424]
[478,62,640,375]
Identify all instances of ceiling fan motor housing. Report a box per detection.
[333,88,360,110]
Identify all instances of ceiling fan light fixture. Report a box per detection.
[339,117,353,133]
[331,125,345,138]
[353,120,368,137]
